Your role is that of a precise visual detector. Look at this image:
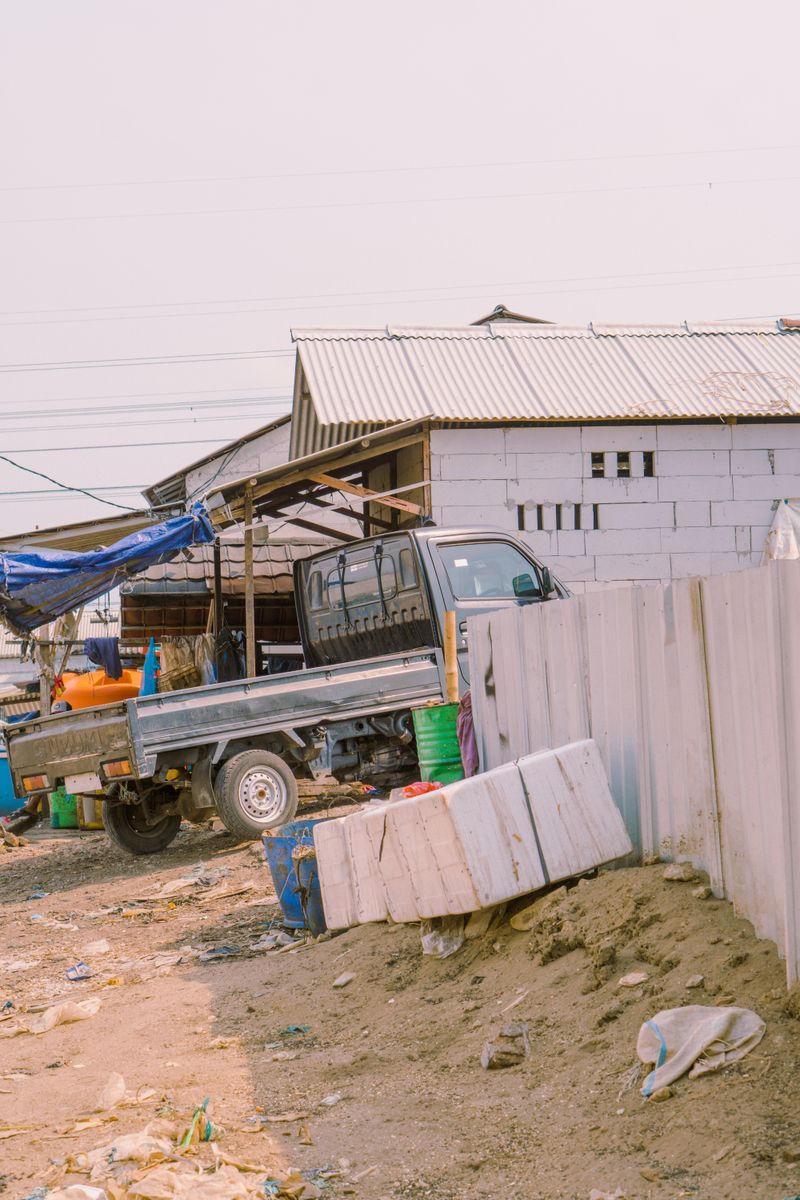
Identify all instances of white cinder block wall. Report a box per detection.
[429,424,799,590]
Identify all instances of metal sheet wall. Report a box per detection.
[468,561,800,984]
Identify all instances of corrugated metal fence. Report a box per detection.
[468,560,800,984]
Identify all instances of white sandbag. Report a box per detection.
[638,1005,766,1095]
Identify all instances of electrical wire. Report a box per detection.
[3,437,235,454]
[0,394,291,422]
[0,410,289,436]
[2,140,798,193]
[0,348,293,373]
[4,258,800,328]
[4,171,800,227]
[0,454,144,511]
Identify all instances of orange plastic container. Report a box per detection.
[56,669,142,711]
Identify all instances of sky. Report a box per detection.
[1,0,799,536]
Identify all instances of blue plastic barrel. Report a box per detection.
[262,819,328,934]
[0,744,21,817]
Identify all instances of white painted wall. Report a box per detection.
[429,424,798,589]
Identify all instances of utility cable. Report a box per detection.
[2,140,798,192]
[0,348,293,374]
[3,171,800,227]
[0,454,144,511]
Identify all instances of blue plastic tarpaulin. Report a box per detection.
[0,503,214,634]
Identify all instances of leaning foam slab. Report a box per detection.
[314,738,633,930]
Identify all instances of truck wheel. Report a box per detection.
[214,750,298,840]
[103,800,182,855]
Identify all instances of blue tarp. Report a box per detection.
[0,503,214,634]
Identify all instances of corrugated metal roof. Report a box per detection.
[290,320,800,456]
[0,610,120,658]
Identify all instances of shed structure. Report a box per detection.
[282,319,800,589]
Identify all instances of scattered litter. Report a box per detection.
[663,862,698,882]
[319,1092,342,1107]
[95,1072,127,1112]
[332,972,355,988]
[420,916,466,959]
[198,946,241,962]
[0,996,101,1038]
[49,1188,109,1200]
[618,971,649,988]
[83,939,111,956]
[639,1005,766,1096]
[500,989,529,1014]
[66,961,93,982]
[26,888,49,900]
[480,1021,531,1070]
[686,974,705,989]
[179,1099,221,1147]
[280,1025,311,1037]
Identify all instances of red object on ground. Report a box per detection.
[402,780,443,798]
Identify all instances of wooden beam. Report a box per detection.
[267,509,360,542]
[306,471,423,515]
[244,489,256,679]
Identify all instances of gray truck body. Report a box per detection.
[6,525,566,852]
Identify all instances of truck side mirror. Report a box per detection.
[540,566,554,597]
[513,573,538,599]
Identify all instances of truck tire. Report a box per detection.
[103,799,182,855]
[214,750,298,840]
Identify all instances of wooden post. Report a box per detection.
[443,609,459,704]
[244,488,256,679]
[213,538,223,638]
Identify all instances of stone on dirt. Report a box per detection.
[663,862,698,882]
[332,972,355,989]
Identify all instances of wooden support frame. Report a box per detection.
[244,488,256,678]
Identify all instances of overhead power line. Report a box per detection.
[3,172,800,227]
[0,454,143,511]
[0,394,291,422]
[0,348,293,373]
[1,140,798,192]
[3,258,800,328]
[0,410,289,436]
[4,437,237,454]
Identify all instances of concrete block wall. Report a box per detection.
[429,424,800,589]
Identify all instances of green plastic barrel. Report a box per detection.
[50,786,79,829]
[412,702,465,785]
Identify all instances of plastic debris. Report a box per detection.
[332,972,355,988]
[49,1188,110,1200]
[481,1022,532,1070]
[319,1092,342,1107]
[66,961,93,982]
[198,946,241,962]
[0,996,101,1038]
[280,1025,310,1036]
[94,1071,127,1112]
[26,888,49,900]
[180,1098,219,1147]
[420,915,466,959]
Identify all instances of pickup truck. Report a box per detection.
[6,526,567,855]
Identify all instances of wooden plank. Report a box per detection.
[306,471,422,515]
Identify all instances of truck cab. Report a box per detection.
[295,525,568,686]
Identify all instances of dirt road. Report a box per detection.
[1,823,799,1199]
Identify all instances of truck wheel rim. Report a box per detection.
[238,767,286,823]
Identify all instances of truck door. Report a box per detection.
[427,536,552,687]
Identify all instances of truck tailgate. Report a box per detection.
[132,650,444,767]
[6,702,133,794]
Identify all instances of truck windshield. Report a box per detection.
[438,541,542,599]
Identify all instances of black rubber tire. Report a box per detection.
[103,800,182,855]
[214,750,298,840]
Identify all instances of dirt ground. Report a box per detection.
[2,817,800,1200]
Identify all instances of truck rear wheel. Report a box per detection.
[103,798,182,855]
[214,750,298,840]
